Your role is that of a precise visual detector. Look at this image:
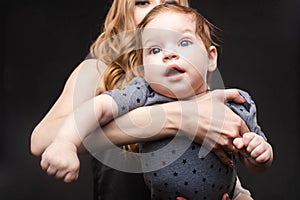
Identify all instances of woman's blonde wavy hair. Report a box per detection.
[90,0,189,92]
[90,0,189,152]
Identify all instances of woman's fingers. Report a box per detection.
[176,197,186,200]
[42,163,79,183]
[46,166,58,176]
[221,193,230,200]
[55,169,69,179]
[41,158,59,176]
[223,89,245,104]
[213,148,234,167]
[40,158,49,171]
[40,153,79,183]
[64,172,79,183]
[238,119,250,136]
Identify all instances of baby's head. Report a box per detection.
[137,4,219,99]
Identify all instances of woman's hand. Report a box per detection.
[166,89,250,165]
[40,140,80,183]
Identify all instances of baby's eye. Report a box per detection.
[180,40,191,47]
[135,1,150,7]
[150,48,161,54]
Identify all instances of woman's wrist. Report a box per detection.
[161,100,183,136]
[161,99,205,142]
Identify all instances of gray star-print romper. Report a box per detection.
[104,77,267,200]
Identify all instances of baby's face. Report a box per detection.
[142,12,216,99]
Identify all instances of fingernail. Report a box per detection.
[176,197,185,200]
[224,193,229,200]
[228,161,234,168]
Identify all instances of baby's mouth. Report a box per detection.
[165,64,185,77]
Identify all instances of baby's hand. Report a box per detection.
[40,141,80,183]
[233,132,272,164]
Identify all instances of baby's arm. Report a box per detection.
[40,94,118,183]
[226,89,273,173]
[233,132,273,173]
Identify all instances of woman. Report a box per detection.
[31,0,252,199]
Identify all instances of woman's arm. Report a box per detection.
[39,93,119,183]
[30,59,105,156]
[84,89,250,165]
[30,58,175,156]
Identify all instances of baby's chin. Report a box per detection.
[153,86,196,100]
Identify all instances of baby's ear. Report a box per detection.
[208,45,218,72]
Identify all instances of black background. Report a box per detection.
[2,0,300,199]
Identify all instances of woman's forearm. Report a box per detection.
[59,87,248,164]
[83,103,176,151]
[83,89,248,151]
[83,89,249,166]
[31,117,67,156]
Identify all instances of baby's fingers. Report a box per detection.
[249,141,267,158]
[233,137,244,150]
[242,132,256,147]
[253,143,273,163]
[255,151,271,163]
